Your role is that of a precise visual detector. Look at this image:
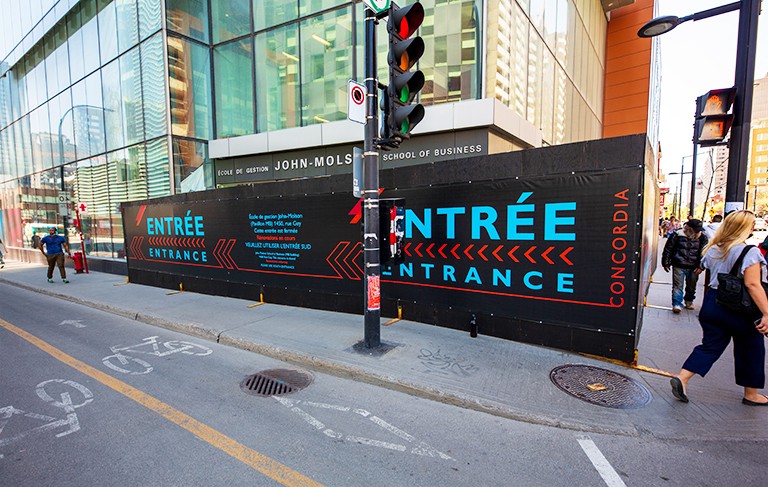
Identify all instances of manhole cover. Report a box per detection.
[549,364,652,409]
[240,369,313,397]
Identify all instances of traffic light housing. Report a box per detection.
[381,2,425,147]
[695,87,736,146]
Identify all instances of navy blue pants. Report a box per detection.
[682,291,765,389]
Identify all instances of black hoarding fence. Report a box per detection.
[124,135,655,361]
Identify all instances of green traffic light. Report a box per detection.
[399,86,410,103]
[400,119,410,133]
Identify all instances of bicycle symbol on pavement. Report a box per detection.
[0,379,93,449]
[102,335,213,375]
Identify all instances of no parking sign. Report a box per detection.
[348,80,366,125]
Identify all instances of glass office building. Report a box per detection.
[0,0,640,264]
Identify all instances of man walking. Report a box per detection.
[662,219,708,313]
[40,227,70,283]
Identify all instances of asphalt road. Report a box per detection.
[1,283,765,486]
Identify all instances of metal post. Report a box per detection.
[679,157,685,218]
[58,116,68,238]
[363,6,381,348]
[689,104,699,219]
[754,186,758,212]
[724,0,760,212]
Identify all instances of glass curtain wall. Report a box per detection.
[211,0,481,138]
[166,0,214,193]
[489,0,606,145]
[0,0,167,259]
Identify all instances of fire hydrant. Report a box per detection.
[72,251,85,273]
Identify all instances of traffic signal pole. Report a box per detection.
[724,0,760,212]
[363,6,381,348]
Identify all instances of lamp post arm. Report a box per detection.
[685,1,740,23]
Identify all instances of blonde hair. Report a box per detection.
[703,210,755,257]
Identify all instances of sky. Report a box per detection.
[656,0,768,185]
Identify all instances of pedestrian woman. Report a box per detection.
[670,210,768,406]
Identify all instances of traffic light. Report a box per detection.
[695,87,736,146]
[381,2,425,146]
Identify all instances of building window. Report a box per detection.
[212,0,252,43]
[299,6,353,126]
[254,0,298,32]
[255,24,301,132]
[173,138,211,193]
[214,39,255,137]
[168,37,212,140]
[166,0,210,43]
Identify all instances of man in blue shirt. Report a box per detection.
[40,227,70,283]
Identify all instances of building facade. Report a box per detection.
[747,74,768,213]
[0,0,657,263]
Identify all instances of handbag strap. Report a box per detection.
[728,245,755,276]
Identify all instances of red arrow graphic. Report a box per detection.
[325,242,347,278]
[560,247,574,266]
[333,242,357,279]
[403,242,412,257]
[223,239,237,269]
[541,246,555,264]
[438,244,448,258]
[524,246,537,263]
[463,244,474,261]
[414,243,423,257]
[426,243,435,258]
[508,246,520,262]
[450,244,461,259]
[492,245,504,262]
[343,242,361,280]
[352,248,364,276]
[212,239,229,269]
[477,245,489,261]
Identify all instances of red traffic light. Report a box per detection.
[391,2,424,39]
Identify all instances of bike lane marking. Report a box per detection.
[0,318,323,487]
[576,435,627,487]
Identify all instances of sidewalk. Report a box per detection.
[1,257,766,441]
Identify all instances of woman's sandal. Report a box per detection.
[670,377,688,403]
[742,394,768,406]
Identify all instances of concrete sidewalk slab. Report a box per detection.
[1,258,766,441]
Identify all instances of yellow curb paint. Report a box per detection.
[0,318,323,487]
[579,352,674,378]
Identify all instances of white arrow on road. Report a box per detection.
[58,320,86,328]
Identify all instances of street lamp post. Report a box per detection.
[57,104,109,272]
[668,169,692,218]
[638,0,761,213]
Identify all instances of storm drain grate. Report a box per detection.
[549,364,652,409]
[240,368,313,397]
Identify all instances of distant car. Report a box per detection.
[754,219,767,231]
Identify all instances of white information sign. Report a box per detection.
[348,80,367,125]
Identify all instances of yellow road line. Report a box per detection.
[0,318,323,487]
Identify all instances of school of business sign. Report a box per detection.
[214,130,488,185]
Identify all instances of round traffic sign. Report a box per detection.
[351,85,365,105]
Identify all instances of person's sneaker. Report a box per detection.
[684,301,694,310]
[672,305,682,313]
[62,279,69,283]
[47,278,54,283]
